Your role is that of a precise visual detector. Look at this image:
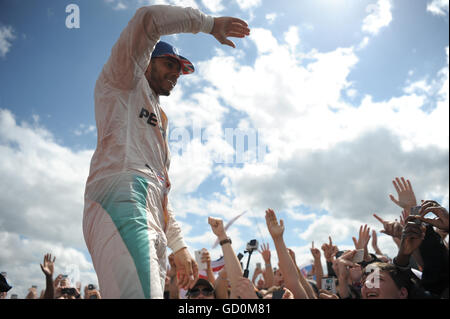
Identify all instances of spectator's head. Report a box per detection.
[186,278,215,299]
[349,263,362,283]
[256,277,265,290]
[361,262,415,299]
[274,269,284,286]
[60,275,70,288]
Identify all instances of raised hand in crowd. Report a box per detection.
[199,248,216,286]
[287,246,317,298]
[265,209,308,299]
[373,214,403,239]
[321,236,339,278]
[258,243,274,289]
[321,236,338,262]
[39,253,55,299]
[389,177,417,212]
[352,224,371,262]
[371,230,383,256]
[208,216,243,298]
[310,241,324,290]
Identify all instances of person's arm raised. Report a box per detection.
[103,5,249,90]
[352,224,372,262]
[265,209,308,299]
[258,243,274,289]
[311,241,324,290]
[39,253,55,300]
[208,217,243,299]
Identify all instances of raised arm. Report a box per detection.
[311,241,324,290]
[258,243,274,289]
[352,224,372,262]
[208,217,243,299]
[265,209,308,299]
[39,253,55,300]
[102,5,249,90]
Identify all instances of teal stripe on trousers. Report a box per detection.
[100,175,151,299]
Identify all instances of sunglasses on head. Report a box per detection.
[188,287,214,298]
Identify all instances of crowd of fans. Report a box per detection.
[1,177,448,299]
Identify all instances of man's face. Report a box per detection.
[146,57,181,97]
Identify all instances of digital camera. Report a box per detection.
[246,239,259,252]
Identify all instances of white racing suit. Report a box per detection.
[82,5,214,299]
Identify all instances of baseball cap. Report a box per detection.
[151,41,194,75]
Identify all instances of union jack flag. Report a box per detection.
[198,256,225,279]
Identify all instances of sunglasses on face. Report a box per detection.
[188,287,214,298]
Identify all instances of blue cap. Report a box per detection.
[151,41,194,75]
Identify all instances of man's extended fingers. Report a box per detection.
[393,178,401,193]
[190,262,199,289]
[230,17,249,27]
[373,214,385,225]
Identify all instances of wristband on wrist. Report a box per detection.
[393,257,410,270]
[220,238,232,246]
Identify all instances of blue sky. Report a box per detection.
[0,0,448,298]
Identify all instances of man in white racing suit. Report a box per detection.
[82,5,250,299]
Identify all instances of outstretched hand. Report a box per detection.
[310,241,321,260]
[373,214,403,239]
[258,243,271,264]
[210,17,250,48]
[265,209,284,240]
[352,225,371,250]
[40,253,56,278]
[413,200,449,232]
[389,177,417,210]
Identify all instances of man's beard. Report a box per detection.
[148,66,172,96]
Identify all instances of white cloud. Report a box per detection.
[74,124,96,136]
[235,0,261,10]
[114,1,128,10]
[265,13,278,25]
[0,109,96,298]
[427,0,449,16]
[284,26,300,53]
[201,0,224,13]
[362,0,393,35]
[0,25,16,58]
